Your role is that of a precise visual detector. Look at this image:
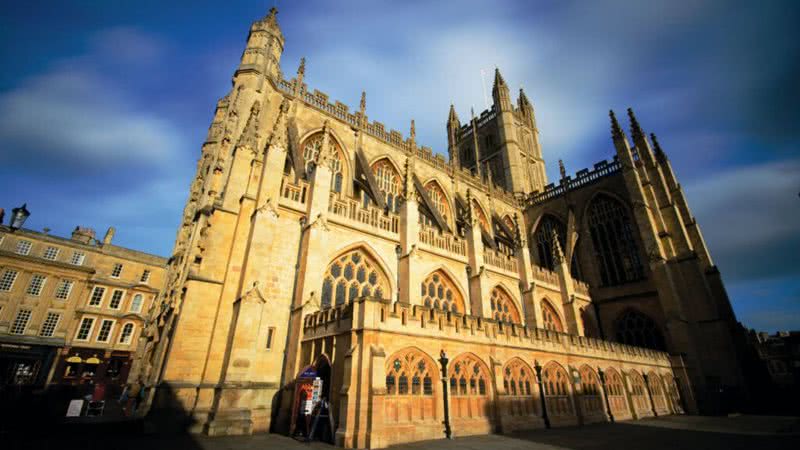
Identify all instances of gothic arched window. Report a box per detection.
[423,181,450,226]
[386,348,435,396]
[302,133,345,193]
[471,200,490,233]
[421,270,464,313]
[579,365,604,414]
[320,249,389,308]
[603,368,629,416]
[587,195,644,286]
[503,358,534,397]
[614,309,665,351]
[448,354,490,404]
[532,215,566,271]
[371,159,403,213]
[628,370,650,413]
[542,362,573,417]
[490,286,521,324]
[541,299,563,332]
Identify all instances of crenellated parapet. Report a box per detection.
[302,296,673,367]
[526,156,622,206]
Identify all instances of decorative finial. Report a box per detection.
[410,119,416,141]
[627,107,644,139]
[559,159,566,179]
[448,104,459,124]
[550,229,564,265]
[609,109,623,139]
[297,57,306,76]
[470,107,476,119]
[493,67,506,90]
[513,213,523,247]
[360,91,366,114]
[650,133,666,161]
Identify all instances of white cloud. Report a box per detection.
[685,159,800,259]
[0,67,184,168]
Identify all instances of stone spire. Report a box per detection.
[492,67,513,111]
[627,107,645,141]
[252,7,282,36]
[609,109,625,140]
[448,104,460,126]
[293,57,306,96]
[297,57,306,77]
[651,133,667,162]
[559,159,566,180]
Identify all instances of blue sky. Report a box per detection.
[0,1,797,332]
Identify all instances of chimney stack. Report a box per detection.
[71,226,96,244]
[103,227,116,245]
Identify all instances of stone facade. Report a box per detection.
[138,8,746,446]
[0,223,166,390]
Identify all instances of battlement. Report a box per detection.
[273,73,521,207]
[302,296,672,367]
[527,156,621,206]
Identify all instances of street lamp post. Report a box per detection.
[597,367,615,423]
[439,350,453,439]
[534,360,551,429]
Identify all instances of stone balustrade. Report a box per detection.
[483,248,518,272]
[418,224,466,256]
[328,193,399,234]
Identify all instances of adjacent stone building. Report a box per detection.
[0,221,166,390]
[139,8,747,447]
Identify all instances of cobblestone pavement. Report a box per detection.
[4,415,799,450]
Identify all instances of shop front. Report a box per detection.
[52,348,133,397]
[0,341,58,387]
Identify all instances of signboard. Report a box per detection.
[66,399,84,417]
[299,367,318,379]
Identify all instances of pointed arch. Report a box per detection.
[448,352,491,397]
[489,284,522,324]
[530,214,566,271]
[385,347,438,396]
[369,156,404,213]
[422,178,452,227]
[420,268,466,313]
[470,198,491,233]
[614,308,666,351]
[320,244,392,308]
[541,361,574,417]
[299,128,351,194]
[627,369,650,414]
[585,192,645,286]
[540,298,564,332]
[602,367,630,416]
[578,365,604,415]
[502,358,535,397]
[646,370,668,412]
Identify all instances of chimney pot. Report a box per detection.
[103,227,116,245]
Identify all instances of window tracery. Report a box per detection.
[422,181,450,226]
[614,309,665,351]
[490,286,521,324]
[471,200,490,233]
[603,368,629,415]
[302,133,345,193]
[628,370,650,413]
[587,195,644,286]
[320,249,388,308]
[386,349,434,396]
[421,270,464,313]
[542,362,573,416]
[579,366,604,414]
[448,354,489,398]
[541,299,563,332]
[371,159,403,213]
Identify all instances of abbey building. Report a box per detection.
[138,8,747,447]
